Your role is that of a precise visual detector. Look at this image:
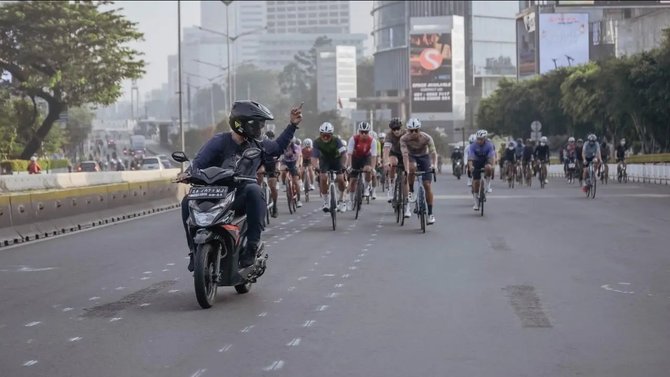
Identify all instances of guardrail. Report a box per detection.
[548,163,670,184]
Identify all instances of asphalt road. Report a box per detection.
[1,174,669,377]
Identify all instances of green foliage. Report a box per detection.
[1,158,69,173]
[478,28,670,153]
[0,1,145,158]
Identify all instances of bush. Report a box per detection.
[0,159,70,173]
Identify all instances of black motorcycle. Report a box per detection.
[453,159,462,180]
[172,150,268,309]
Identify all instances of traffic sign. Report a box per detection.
[531,131,542,141]
[531,121,542,132]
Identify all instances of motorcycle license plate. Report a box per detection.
[568,163,575,169]
[188,186,229,199]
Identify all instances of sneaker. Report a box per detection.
[473,203,480,211]
[386,188,391,199]
[371,190,377,200]
[487,187,493,193]
[309,184,315,191]
[271,207,278,218]
[322,201,330,212]
[404,208,412,218]
[544,179,548,184]
[296,200,303,208]
[427,214,435,225]
[467,178,472,187]
[581,185,588,193]
[337,200,347,213]
[408,192,416,203]
[239,242,261,269]
[346,200,353,211]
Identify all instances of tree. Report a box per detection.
[63,106,94,159]
[0,1,145,159]
[356,57,375,110]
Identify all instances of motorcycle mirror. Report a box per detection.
[171,151,189,163]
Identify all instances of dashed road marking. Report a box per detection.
[263,360,285,371]
[62,307,73,312]
[327,292,340,298]
[286,337,301,347]
[298,276,308,281]
[258,312,268,317]
[109,317,122,322]
[322,274,335,277]
[335,284,344,288]
[190,369,207,377]
[68,337,82,342]
[218,344,232,353]
[25,321,41,327]
[88,297,101,301]
[241,325,255,333]
[342,274,350,278]
[274,298,283,303]
[23,360,38,367]
[316,305,329,311]
[303,320,316,327]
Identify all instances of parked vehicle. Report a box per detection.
[140,156,163,170]
[76,161,101,172]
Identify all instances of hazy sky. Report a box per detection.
[112,1,373,101]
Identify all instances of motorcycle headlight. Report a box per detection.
[190,194,235,227]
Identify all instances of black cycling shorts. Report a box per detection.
[318,157,343,173]
[584,156,595,167]
[410,154,432,181]
[282,161,299,177]
[472,159,488,180]
[350,155,371,178]
[263,162,278,178]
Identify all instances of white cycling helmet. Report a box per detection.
[294,138,302,145]
[540,136,548,143]
[303,138,313,148]
[475,129,488,139]
[378,132,386,139]
[357,121,371,132]
[407,118,422,130]
[319,122,334,134]
[568,137,575,143]
[468,134,476,144]
[587,134,597,142]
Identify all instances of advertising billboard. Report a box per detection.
[539,13,589,74]
[517,12,537,78]
[557,1,670,6]
[409,33,453,113]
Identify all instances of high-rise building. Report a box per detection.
[316,46,357,114]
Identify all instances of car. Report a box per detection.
[140,157,163,170]
[157,154,173,169]
[76,161,101,172]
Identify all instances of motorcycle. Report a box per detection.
[453,159,462,180]
[172,150,268,309]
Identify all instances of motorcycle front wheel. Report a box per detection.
[194,243,218,309]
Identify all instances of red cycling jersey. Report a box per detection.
[352,135,372,159]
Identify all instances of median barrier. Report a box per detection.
[548,163,670,184]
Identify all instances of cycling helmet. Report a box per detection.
[265,130,275,139]
[407,118,422,130]
[378,132,386,139]
[455,146,461,151]
[468,134,476,144]
[475,129,488,139]
[620,138,626,145]
[517,138,523,144]
[389,117,402,130]
[303,138,313,148]
[30,156,37,162]
[507,141,515,148]
[577,138,583,143]
[526,138,532,144]
[357,121,372,132]
[229,100,274,140]
[568,137,575,143]
[319,122,334,134]
[540,136,548,144]
[587,134,596,142]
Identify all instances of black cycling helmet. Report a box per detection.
[265,130,275,139]
[229,100,274,140]
[389,117,402,130]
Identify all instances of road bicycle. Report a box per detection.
[412,169,436,233]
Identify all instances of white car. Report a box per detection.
[140,157,163,170]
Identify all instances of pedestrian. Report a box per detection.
[28,156,42,174]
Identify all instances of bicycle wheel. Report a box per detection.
[263,183,270,226]
[303,172,310,202]
[418,188,426,233]
[286,180,294,214]
[355,180,363,220]
[479,181,485,217]
[393,173,402,223]
[330,184,337,231]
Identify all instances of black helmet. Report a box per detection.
[389,117,402,130]
[265,130,275,139]
[229,100,274,140]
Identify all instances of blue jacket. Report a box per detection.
[191,124,297,171]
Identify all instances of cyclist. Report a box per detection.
[383,118,406,202]
[367,128,380,200]
[582,133,602,191]
[514,138,524,162]
[468,130,495,211]
[346,121,378,210]
[615,138,628,166]
[280,137,303,208]
[522,138,534,180]
[450,146,463,175]
[564,137,576,173]
[600,138,610,178]
[376,132,387,197]
[464,134,476,187]
[260,130,280,218]
[311,122,348,212]
[534,136,550,185]
[498,142,506,181]
[400,118,437,224]
[301,138,315,191]
[503,140,517,180]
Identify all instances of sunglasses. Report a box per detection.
[360,131,369,135]
[409,129,420,134]
[391,128,402,132]
[321,133,332,138]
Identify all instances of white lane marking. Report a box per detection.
[354,259,361,263]
[286,338,301,347]
[316,305,329,311]
[167,263,176,266]
[139,303,151,307]
[115,287,126,291]
[218,344,232,353]
[335,284,344,288]
[109,317,122,322]
[25,321,41,327]
[190,369,207,377]
[17,266,57,272]
[240,325,255,333]
[309,268,315,272]
[341,274,350,278]
[371,233,377,237]
[23,360,38,367]
[298,276,308,281]
[327,292,340,298]
[601,284,635,294]
[326,251,332,255]
[362,249,368,252]
[365,244,372,247]
[168,289,180,293]
[258,312,268,317]
[303,320,316,327]
[88,297,101,301]
[162,269,170,272]
[68,337,82,342]
[62,307,73,312]
[143,271,152,274]
[288,286,296,292]
[279,237,287,241]
[618,282,631,285]
[348,266,357,270]
[274,298,283,303]
[263,360,285,371]
[26,339,34,344]
[314,262,319,266]
[358,253,366,257]
[322,274,335,277]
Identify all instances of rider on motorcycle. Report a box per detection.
[450,146,463,173]
[180,101,302,271]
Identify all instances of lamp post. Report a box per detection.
[177,0,185,169]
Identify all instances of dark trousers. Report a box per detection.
[181,183,265,252]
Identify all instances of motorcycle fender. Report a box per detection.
[193,229,217,245]
[222,224,241,246]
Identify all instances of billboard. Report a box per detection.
[539,13,589,74]
[557,1,670,6]
[409,32,453,113]
[517,12,537,78]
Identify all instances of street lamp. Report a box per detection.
[197,24,267,104]
[177,0,185,169]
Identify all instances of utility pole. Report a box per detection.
[177,0,185,165]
